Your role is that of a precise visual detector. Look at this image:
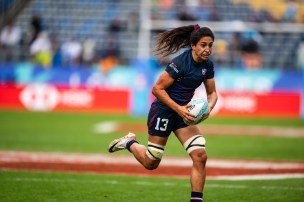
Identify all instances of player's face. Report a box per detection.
[192,36,214,62]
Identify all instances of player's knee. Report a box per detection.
[191,148,208,165]
[146,141,164,161]
[183,135,206,162]
[144,141,165,170]
[183,135,207,166]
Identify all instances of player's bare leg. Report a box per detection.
[129,135,168,170]
[189,148,207,191]
[108,133,168,170]
[175,126,206,201]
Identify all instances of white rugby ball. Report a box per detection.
[184,98,209,125]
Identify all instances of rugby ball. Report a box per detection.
[184,98,209,125]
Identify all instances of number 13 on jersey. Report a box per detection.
[155,117,169,131]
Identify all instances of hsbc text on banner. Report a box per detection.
[0,84,130,113]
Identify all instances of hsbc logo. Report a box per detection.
[20,84,93,112]
[20,84,60,111]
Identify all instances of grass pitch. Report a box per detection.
[1,171,303,202]
[0,110,303,161]
[0,110,304,202]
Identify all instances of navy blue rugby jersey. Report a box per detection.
[154,49,214,111]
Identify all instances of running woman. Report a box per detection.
[108,24,218,202]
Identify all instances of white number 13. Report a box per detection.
[155,117,169,131]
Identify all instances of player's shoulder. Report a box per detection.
[172,49,191,61]
[170,49,191,67]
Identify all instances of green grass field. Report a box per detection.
[1,171,303,202]
[0,110,303,160]
[0,109,304,201]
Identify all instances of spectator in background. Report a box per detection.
[99,52,119,74]
[230,32,242,52]
[0,20,21,62]
[127,12,139,32]
[98,37,118,60]
[241,39,263,69]
[29,31,52,68]
[99,36,119,74]
[98,18,123,72]
[108,18,124,33]
[51,36,63,68]
[282,0,298,22]
[61,37,82,65]
[105,18,123,57]
[177,7,198,21]
[29,14,43,44]
[227,24,263,69]
[213,38,229,66]
[82,38,96,66]
[228,32,243,67]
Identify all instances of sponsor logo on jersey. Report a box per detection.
[176,76,184,82]
[202,69,207,75]
[169,62,179,73]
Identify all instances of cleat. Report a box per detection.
[108,132,136,153]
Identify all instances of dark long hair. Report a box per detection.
[153,25,215,57]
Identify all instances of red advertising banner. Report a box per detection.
[0,84,301,118]
[0,84,130,114]
[212,91,301,118]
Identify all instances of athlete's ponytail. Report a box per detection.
[153,24,214,57]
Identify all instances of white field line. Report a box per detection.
[207,183,304,190]
[203,124,304,137]
[93,121,304,137]
[1,151,304,170]
[3,176,304,190]
[209,173,304,180]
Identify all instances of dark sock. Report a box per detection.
[126,139,138,152]
[190,192,203,202]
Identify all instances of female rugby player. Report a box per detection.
[108,24,218,202]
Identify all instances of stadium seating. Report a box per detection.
[3,0,303,69]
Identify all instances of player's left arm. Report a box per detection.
[152,71,196,123]
[203,78,218,114]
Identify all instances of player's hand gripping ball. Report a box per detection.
[184,98,210,125]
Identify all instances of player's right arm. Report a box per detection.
[152,71,195,123]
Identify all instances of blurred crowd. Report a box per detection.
[0,0,303,71]
[0,13,136,74]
